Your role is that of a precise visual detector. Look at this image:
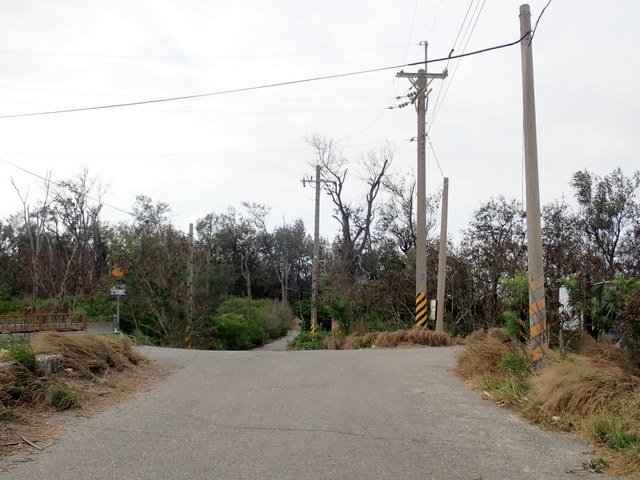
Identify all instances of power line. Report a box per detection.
[0,157,134,216]
[0,139,403,158]
[529,0,553,44]
[426,134,445,179]
[402,0,420,63]
[429,0,486,132]
[428,0,476,127]
[427,0,444,40]
[0,43,413,60]
[0,34,531,120]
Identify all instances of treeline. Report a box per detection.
[0,140,638,349]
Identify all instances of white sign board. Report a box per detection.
[109,284,127,297]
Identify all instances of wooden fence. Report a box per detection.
[0,313,87,334]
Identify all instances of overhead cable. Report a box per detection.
[0,32,532,120]
[0,156,134,216]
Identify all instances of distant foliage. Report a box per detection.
[193,297,293,350]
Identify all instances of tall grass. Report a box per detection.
[454,331,640,477]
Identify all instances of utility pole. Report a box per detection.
[186,222,194,348]
[396,41,447,328]
[520,4,547,364]
[310,165,321,336]
[435,177,449,333]
[302,166,333,335]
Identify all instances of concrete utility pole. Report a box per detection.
[302,165,330,336]
[311,165,321,336]
[520,4,547,364]
[186,222,194,348]
[435,177,449,333]
[396,42,447,328]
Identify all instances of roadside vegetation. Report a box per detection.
[455,329,640,477]
[0,157,637,351]
[1,333,143,416]
[289,328,461,350]
[0,332,147,456]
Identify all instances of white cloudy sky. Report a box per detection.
[0,1,638,240]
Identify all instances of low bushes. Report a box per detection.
[193,298,294,350]
[289,331,329,350]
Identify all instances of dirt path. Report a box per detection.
[256,327,300,351]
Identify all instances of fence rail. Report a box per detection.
[0,313,87,334]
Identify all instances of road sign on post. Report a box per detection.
[109,284,127,297]
[109,283,127,333]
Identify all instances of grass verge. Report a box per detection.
[289,327,464,350]
[454,329,640,477]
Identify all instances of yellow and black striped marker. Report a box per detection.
[415,292,428,327]
[184,324,192,349]
[529,275,548,363]
[310,322,317,336]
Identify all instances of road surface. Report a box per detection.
[1,346,612,479]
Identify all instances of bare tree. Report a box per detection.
[307,134,393,275]
[11,175,53,308]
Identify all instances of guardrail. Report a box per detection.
[0,313,88,334]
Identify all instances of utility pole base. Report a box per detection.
[415,292,428,327]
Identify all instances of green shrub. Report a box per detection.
[289,331,328,350]
[213,313,265,350]
[216,297,293,340]
[607,429,638,451]
[497,354,528,373]
[49,385,82,410]
[0,337,39,374]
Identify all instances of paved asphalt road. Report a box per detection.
[2,346,614,480]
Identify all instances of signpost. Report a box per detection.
[109,283,127,332]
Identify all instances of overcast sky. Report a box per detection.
[0,1,638,241]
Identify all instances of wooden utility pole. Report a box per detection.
[396,42,447,327]
[520,4,547,363]
[435,177,449,333]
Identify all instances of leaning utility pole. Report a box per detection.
[520,4,547,363]
[396,42,447,328]
[435,177,449,333]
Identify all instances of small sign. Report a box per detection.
[109,284,127,297]
[429,299,437,321]
[111,267,124,278]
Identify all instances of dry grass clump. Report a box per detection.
[577,334,635,371]
[342,332,379,349]
[321,328,457,350]
[533,356,640,417]
[607,445,640,476]
[31,332,143,375]
[374,328,453,348]
[454,328,526,379]
[0,363,46,411]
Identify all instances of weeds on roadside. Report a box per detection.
[454,330,640,477]
[49,385,82,411]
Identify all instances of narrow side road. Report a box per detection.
[1,347,613,479]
